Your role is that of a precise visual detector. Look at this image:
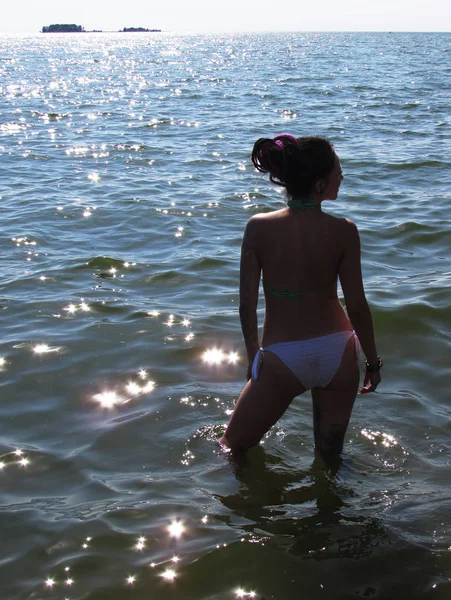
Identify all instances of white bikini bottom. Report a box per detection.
[251,331,359,390]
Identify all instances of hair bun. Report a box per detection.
[251,134,335,198]
[252,135,297,183]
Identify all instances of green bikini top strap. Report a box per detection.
[263,282,304,299]
[287,198,320,210]
[263,281,330,299]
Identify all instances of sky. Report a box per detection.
[1,0,450,33]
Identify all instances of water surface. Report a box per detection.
[0,31,450,599]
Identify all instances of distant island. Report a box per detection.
[121,27,161,32]
[42,24,85,33]
[41,24,161,33]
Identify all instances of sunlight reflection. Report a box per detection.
[135,536,146,551]
[167,520,185,539]
[125,380,155,396]
[92,371,155,409]
[13,236,37,247]
[65,578,74,586]
[181,449,195,466]
[126,575,136,585]
[228,352,239,364]
[164,314,175,327]
[125,382,141,395]
[185,333,195,342]
[160,568,177,582]
[382,433,397,447]
[235,589,257,598]
[148,310,160,317]
[88,172,100,183]
[93,391,123,409]
[82,536,91,549]
[33,343,60,354]
[0,357,5,368]
[202,348,240,365]
[45,578,55,588]
[66,145,90,156]
[361,429,398,448]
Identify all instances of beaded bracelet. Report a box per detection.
[364,357,383,372]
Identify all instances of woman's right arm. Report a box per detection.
[338,219,381,393]
[239,217,262,380]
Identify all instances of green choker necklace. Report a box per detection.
[287,198,320,210]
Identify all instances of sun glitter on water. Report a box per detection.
[92,369,156,408]
[202,348,239,365]
[33,344,60,355]
[167,520,185,539]
[160,568,177,581]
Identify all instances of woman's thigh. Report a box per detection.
[311,335,360,455]
[222,351,305,452]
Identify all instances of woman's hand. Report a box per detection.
[359,370,381,394]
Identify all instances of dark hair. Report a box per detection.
[251,134,336,198]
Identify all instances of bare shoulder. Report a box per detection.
[325,213,359,237]
[244,209,285,232]
[341,217,359,240]
[242,210,286,251]
[248,208,286,223]
[242,213,263,247]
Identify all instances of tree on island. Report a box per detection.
[121,27,161,32]
[42,24,85,33]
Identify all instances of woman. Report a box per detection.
[220,134,381,459]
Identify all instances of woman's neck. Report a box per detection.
[287,198,321,210]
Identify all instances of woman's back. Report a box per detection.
[247,207,353,344]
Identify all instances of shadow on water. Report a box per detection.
[206,447,451,599]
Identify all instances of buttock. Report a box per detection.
[252,331,359,390]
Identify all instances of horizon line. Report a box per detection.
[0,28,450,35]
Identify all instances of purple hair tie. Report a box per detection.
[274,133,297,144]
[268,135,296,178]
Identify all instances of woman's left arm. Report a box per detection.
[239,217,262,380]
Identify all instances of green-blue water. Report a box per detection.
[0,31,450,599]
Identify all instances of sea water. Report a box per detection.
[0,31,450,599]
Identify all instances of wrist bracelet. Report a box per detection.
[364,357,383,372]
